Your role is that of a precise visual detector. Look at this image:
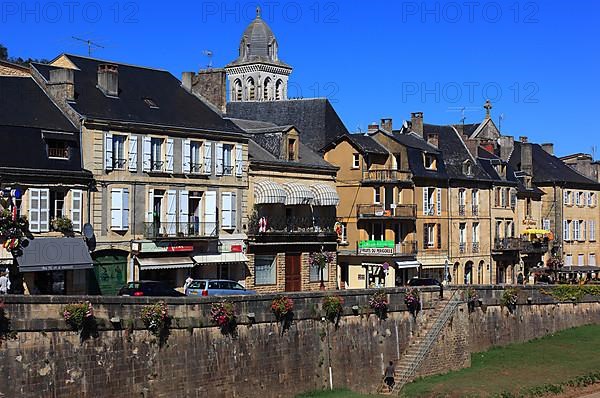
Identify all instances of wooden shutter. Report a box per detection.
[104,132,113,171]
[142,136,151,172]
[231,192,237,229]
[221,192,231,228]
[204,191,217,235]
[436,188,442,216]
[166,190,177,235]
[423,224,429,249]
[437,223,442,249]
[564,220,569,240]
[178,190,189,234]
[111,189,123,230]
[574,220,580,240]
[128,135,138,172]
[28,188,40,232]
[70,189,83,232]
[422,187,429,216]
[39,189,49,232]
[215,142,224,176]
[146,189,154,223]
[235,144,243,177]
[203,141,213,175]
[166,138,174,173]
[183,139,191,174]
[122,188,129,230]
[582,220,587,241]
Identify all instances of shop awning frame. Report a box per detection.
[310,183,340,206]
[193,252,249,265]
[16,237,93,272]
[396,260,421,269]
[136,256,195,270]
[254,180,287,205]
[283,182,314,205]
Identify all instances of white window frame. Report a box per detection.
[590,254,596,266]
[578,254,585,266]
[590,220,596,241]
[472,222,479,244]
[352,153,360,169]
[110,188,129,231]
[222,144,234,176]
[112,134,127,170]
[221,192,237,230]
[573,220,580,241]
[255,255,277,285]
[565,254,573,266]
[374,187,381,204]
[70,189,83,232]
[564,220,571,241]
[310,259,329,282]
[28,188,50,233]
[459,223,466,244]
[340,222,348,244]
[543,218,551,232]
[128,135,138,172]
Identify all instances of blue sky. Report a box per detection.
[2,0,599,156]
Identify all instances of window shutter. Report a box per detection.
[203,141,213,175]
[574,220,580,240]
[510,189,517,209]
[166,138,174,172]
[128,135,138,172]
[146,189,154,223]
[39,189,49,232]
[215,142,224,176]
[221,192,231,228]
[423,224,429,248]
[436,188,442,216]
[231,192,237,229]
[178,190,189,234]
[582,220,587,241]
[436,223,442,249]
[122,188,129,230]
[70,189,83,232]
[142,136,152,172]
[591,220,596,241]
[543,218,551,231]
[183,139,191,173]
[104,132,113,171]
[111,189,123,230]
[166,190,177,235]
[28,188,40,233]
[235,144,243,177]
[204,191,217,235]
[585,192,590,206]
[422,187,428,215]
[563,220,569,240]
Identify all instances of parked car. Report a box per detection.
[185,279,257,296]
[407,278,441,287]
[118,280,186,297]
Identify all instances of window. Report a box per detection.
[424,153,437,170]
[222,144,234,175]
[526,198,532,217]
[110,188,129,231]
[501,188,507,208]
[371,223,383,241]
[459,223,466,244]
[565,254,573,266]
[374,187,381,204]
[471,189,479,214]
[112,135,127,169]
[463,161,472,176]
[564,220,571,241]
[71,190,83,232]
[423,187,435,215]
[394,154,401,170]
[573,220,580,241]
[150,138,163,171]
[576,192,582,206]
[424,223,435,248]
[50,191,65,220]
[275,79,284,100]
[563,190,569,205]
[339,222,348,244]
[190,141,203,173]
[581,220,587,241]
[47,140,69,159]
[566,190,572,206]
[590,254,596,266]
[505,221,513,238]
[288,138,296,161]
[543,218,551,231]
[352,153,360,169]
[254,255,276,285]
[233,79,242,101]
[247,77,256,100]
[495,220,502,240]
[221,192,237,229]
[310,258,329,282]
[578,254,585,266]
[494,187,500,207]
[458,189,466,216]
[28,188,49,232]
[263,78,272,100]
[472,222,479,243]
[590,220,596,241]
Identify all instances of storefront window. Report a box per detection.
[310,262,329,282]
[255,255,276,285]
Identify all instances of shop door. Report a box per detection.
[92,251,127,295]
[285,254,301,292]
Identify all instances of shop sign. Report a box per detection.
[133,241,194,254]
[358,240,395,255]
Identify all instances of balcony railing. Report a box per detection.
[458,204,466,216]
[520,240,549,254]
[190,163,203,173]
[493,237,521,251]
[248,215,336,235]
[112,158,127,169]
[356,240,418,256]
[143,221,218,239]
[361,169,411,183]
[472,242,480,253]
[356,204,417,219]
[459,242,466,253]
[472,205,479,216]
[150,160,165,172]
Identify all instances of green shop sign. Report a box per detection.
[358,240,394,248]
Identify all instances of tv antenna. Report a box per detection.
[499,113,505,132]
[447,106,478,124]
[202,50,213,68]
[72,36,105,56]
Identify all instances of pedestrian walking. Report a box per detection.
[0,272,10,294]
[384,360,395,392]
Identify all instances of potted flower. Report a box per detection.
[309,250,335,289]
[404,288,421,317]
[369,290,389,321]
[501,288,519,313]
[140,301,171,346]
[271,295,294,334]
[210,300,237,336]
[322,295,344,326]
[52,217,74,235]
[61,301,96,342]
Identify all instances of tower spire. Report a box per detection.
[484,99,493,119]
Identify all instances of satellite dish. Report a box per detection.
[83,223,95,240]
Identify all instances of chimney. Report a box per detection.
[97,64,119,97]
[411,112,424,138]
[464,138,480,158]
[183,68,227,113]
[48,68,75,102]
[521,138,533,176]
[497,135,514,161]
[541,143,554,155]
[380,118,393,133]
[367,122,379,132]
[427,133,438,148]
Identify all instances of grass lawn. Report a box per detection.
[402,324,600,397]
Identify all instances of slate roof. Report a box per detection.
[0,76,76,131]
[32,55,243,133]
[226,98,349,152]
[509,142,600,188]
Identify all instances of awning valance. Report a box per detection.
[396,260,421,269]
[310,183,340,206]
[193,252,249,265]
[283,182,314,205]
[136,256,194,270]
[16,237,93,272]
[254,180,286,205]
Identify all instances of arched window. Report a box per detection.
[464,261,473,284]
[246,77,256,100]
[232,79,242,102]
[478,260,485,284]
[263,78,272,100]
[275,79,284,100]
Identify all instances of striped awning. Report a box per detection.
[310,184,340,206]
[136,256,195,270]
[283,182,314,205]
[254,180,286,204]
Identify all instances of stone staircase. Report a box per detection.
[377,290,462,395]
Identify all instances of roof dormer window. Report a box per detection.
[463,160,473,176]
[424,153,437,170]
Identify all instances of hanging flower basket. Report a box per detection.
[140,301,171,346]
[501,288,519,313]
[271,295,294,334]
[404,288,421,317]
[61,301,97,342]
[322,295,344,327]
[369,290,389,321]
[210,301,237,336]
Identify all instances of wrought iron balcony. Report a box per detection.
[143,221,218,239]
[112,158,127,169]
[459,242,466,253]
[520,240,549,254]
[361,169,412,183]
[458,205,466,216]
[150,160,165,172]
[248,215,336,236]
[472,205,479,216]
[356,240,418,256]
[357,204,417,219]
[493,237,521,251]
[190,163,203,173]
[472,242,480,253]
